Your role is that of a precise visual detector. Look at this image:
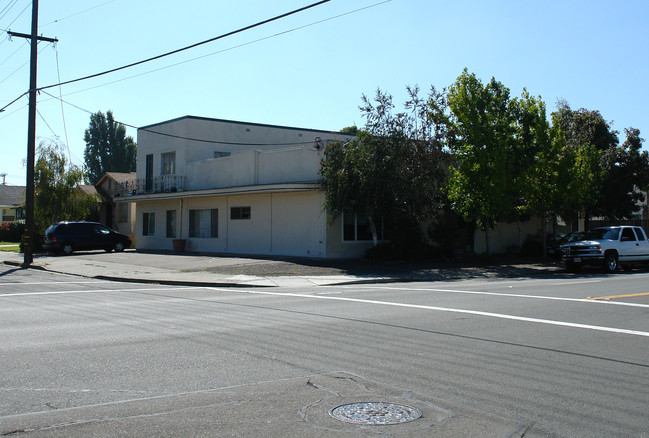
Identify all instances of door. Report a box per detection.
[145,154,153,193]
[619,227,640,261]
[633,227,649,259]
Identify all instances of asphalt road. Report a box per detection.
[1,265,648,437]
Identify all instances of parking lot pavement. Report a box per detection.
[0,249,563,287]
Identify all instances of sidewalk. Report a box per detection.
[0,249,563,287]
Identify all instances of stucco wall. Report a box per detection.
[473,219,541,254]
[324,215,377,259]
[137,117,351,190]
[134,191,329,257]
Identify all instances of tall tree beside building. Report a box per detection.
[596,127,649,219]
[445,69,519,256]
[83,110,136,184]
[551,101,649,221]
[321,86,449,248]
[35,139,98,232]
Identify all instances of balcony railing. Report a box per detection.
[115,175,186,197]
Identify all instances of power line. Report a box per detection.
[0,39,27,67]
[25,0,392,101]
[0,0,330,113]
[0,41,51,86]
[54,44,70,152]
[41,90,336,147]
[39,0,116,28]
[0,1,30,36]
[35,108,84,166]
[38,0,330,92]
[0,0,20,24]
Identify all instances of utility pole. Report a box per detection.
[8,0,57,266]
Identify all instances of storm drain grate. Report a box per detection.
[329,402,422,425]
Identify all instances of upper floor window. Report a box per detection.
[161,152,176,175]
[231,206,251,220]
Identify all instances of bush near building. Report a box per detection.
[0,222,24,242]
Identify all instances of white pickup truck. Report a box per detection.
[560,225,649,272]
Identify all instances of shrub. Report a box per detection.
[0,222,24,242]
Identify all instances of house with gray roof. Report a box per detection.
[0,184,25,223]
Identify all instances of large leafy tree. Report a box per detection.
[321,86,449,246]
[35,139,99,233]
[445,69,518,255]
[511,91,557,254]
[83,110,136,184]
[551,101,649,221]
[596,128,649,219]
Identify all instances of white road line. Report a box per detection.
[4,284,647,337]
[0,281,110,287]
[0,286,195,297]
[208,288,649,338]
[344,285,649,308]
[549,280,603,286]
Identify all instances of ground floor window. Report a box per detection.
[343,211,383,241]
[166,210,177,238]
[143,212,156,236]
[230,206,251,220]
[189,209,218,238]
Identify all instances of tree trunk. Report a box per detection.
[369,216,378,247]
[541,213,548,260]
[484,222,491,257]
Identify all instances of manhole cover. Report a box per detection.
[329,402,422,425]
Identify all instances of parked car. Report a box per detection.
[560,226,649,272]
[43,221,131,255]
[547,231,586,259]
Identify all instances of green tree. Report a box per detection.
[35,139,99,233]
[551,102,649,221]
[445,69,518,255]
[511,91,557,255]
[321,86,449,247]
[83,110,136,184]
[596,128,649,219]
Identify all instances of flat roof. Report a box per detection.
[138,115,353,136]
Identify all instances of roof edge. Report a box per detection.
[138,115,354,136]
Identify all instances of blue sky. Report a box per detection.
[1,0,648,186]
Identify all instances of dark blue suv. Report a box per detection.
[43,221,131,255]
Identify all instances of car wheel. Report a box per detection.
[62,243,73,255]
[603,252,618,273]
[114,242,125,252]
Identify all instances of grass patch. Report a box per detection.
[0,242,20,252]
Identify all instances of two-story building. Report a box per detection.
[0,184,25,223]
[95,172,136,243]
[118,116,376,258]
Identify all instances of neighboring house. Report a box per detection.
[120,116,376,258]
[0,184,25,223]
[95,172,136,242]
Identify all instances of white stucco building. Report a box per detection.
[118,116,375,258]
